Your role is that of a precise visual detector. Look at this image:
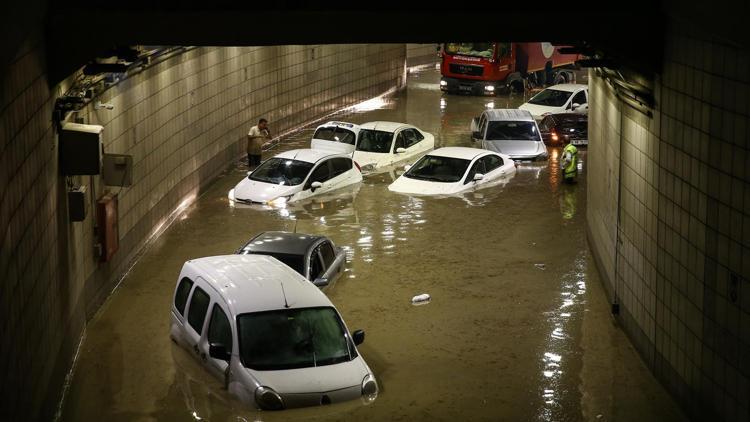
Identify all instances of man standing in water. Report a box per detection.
[247,118,271,168]
[560,136,578,183]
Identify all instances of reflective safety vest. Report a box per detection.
[563,144,578,179]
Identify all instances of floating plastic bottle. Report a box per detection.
[411,293,431,305]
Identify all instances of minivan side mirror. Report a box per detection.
[310,181,323,192]
[209,343,231,361]
[352,329,365,345]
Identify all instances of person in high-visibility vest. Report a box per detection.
[560,137,578,183]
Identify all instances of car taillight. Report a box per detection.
[353,161,361,172]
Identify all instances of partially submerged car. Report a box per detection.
[229,149,362,206]
[170,254,378,410]
[310,121,360,153]
[388,147,516,195]
[353,121,435,173]
[539,113,588,146]
[518,83,588,120]
[470,109,548,161]
[236,231,346,288]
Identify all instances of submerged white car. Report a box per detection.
[170,254,378,410]
[353,122,434,173]
[471,109,548,161]
[518,83,589,120]
[388,147,516,195]
[229,149,362,205]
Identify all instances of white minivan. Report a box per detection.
[170,255,378,410]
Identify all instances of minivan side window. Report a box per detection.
[187,286,211,333]
[174,277,194,315]
[207,304,232,351]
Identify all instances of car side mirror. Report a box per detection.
[209,343,231,361]
[473,173,484,181]
[396,147,406,153]
[310,181,323,191]
[352,329,365,346]
[571,102,580,110]
[313,277,329,287]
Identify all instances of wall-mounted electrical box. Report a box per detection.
[102,154,133,187]
[96,193,119,263]
[60,123,103,175]
[68,185,87,222]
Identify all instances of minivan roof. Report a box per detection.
[184,255,331,314]
[484,109,535,122]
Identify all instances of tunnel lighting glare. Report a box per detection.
[485,101,494,109]
[439,80,448,86]
[351,97,387,112]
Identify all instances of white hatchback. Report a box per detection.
[353,121,435,173]
[229,149,362,206]
[388,147,516,195]
[518,83,589,120]
[170,254,378,410]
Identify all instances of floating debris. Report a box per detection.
[534,263,546,270]
[411,293,431,305]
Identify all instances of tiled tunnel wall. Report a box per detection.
[588,20,750,421]
[406,43,439,68]
[0,41,406,420]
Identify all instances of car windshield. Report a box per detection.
[486,121,540,141]
[444,43,494,59]
[527,88,572,107]
[244,251,305,277]
[404,155,471,183]
[313,127,356,145]
[237,307,356,371]
[249,158,314,186]
[357,129,393,153]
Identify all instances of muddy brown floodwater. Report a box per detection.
[59,67,688,422]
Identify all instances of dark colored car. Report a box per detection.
[236,231,346,288]
[539,113,588,146]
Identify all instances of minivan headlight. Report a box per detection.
[361,374,378,403]
[255,386,284,410]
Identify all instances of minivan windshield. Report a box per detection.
[486,121,540,141]
[237,307,356,370]
[527,88,572,107]
[357,129,393,153]
[313,127,356,145]
[249,158,314,186]
[404,155,471,183]
[444,43,494,59]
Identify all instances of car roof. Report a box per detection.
[427,146,488,160]
[542,83,587,93]
[359,121,411,132]
[274,148,345,163]
[239,231,325,256]
[315,121,361,132]
[484,109,535,122]
[184,255,330,314]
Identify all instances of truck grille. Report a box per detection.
[449,64,484,76]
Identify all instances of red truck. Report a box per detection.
[439,42,582,95]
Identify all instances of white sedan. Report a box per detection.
[353,121,434,173]
[388,147,516,195]
[229,149,362,206]
[518,83,588,120]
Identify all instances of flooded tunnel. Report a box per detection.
[1,2,749,422]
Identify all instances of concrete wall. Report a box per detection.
[587,20,750,421]
[0,42,406,421]
[406,43,439,68]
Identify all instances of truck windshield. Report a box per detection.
[405,155,471,183]
[357,129,393,153]
[237,307,356,370]
[528,88,572,107]
[249,158,314,186]
[444,43,494,59]
[486,122,540,141]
